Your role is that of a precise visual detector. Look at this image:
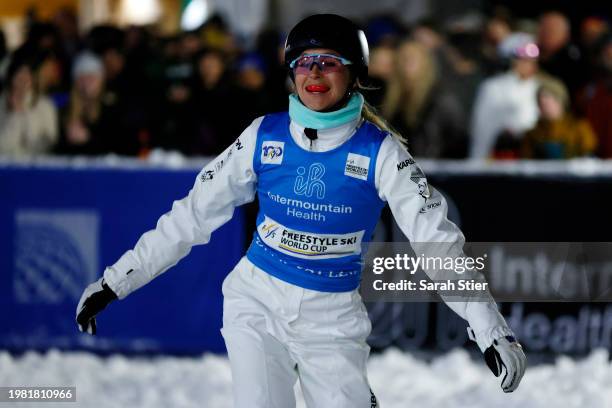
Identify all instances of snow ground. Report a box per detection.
[1,348,610,408]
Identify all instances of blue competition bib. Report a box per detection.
[245,113,386,292]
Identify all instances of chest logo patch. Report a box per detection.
[262,141,285,164]
[344,153,370,181]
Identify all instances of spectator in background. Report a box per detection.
[362,15,404,108]
[60,52,140,156]
[254,28,290,112]
[86,25,152,156]
[87,26,127,95]
[537,11,584,99]
[522,78,596,159]
[23,23,72,101]
[578,17,610,88]
[235,52,270,119]
[0,30,7,91]
[441,12,488,119]
[382,40,467,158]
[52,7,81,59]
[479,12,512,75]
[35,50,62,96]
[411,19,453,80]
[153,31,199,154]
[577,34,612,158]
[100,45,127,94]
[470,33,542,159]
[200,14,238,57]
[0,50,58,157]
[362,42,396,108]
[581,17,609,45]
[188,48,240,155]
[61,52,106,155]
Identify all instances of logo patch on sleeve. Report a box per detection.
[261,141,285,164]
[344,153,370,180]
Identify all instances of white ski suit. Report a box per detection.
[103,114,515,407]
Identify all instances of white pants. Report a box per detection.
[221,257,379,408]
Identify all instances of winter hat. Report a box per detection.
[73,51,104,78]
[498,32,539,59]
[237,52,267,73]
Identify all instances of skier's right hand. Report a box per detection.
[76,277,118,335]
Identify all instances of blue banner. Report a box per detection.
[0,164,245,354]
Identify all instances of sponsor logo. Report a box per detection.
[267,191,352,222]
[370,389,378,408]
[226,138,243,160]
[200,170,215,182]
[344,153,370,180]
[261,141,284,164]
[261,222,279,239]
[14,210,99,304]
[396,158,415,171]
[409,164,430,199]
[267,192,352,214]
[415,178,430,199]
[258,215,364,259]
[294,163,326,199]
[419,200,442,213]
[214,159,225,172]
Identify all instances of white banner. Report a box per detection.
[258,215,364,259]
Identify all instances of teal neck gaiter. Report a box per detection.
[288,92,364,130]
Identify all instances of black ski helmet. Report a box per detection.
[284,14,369,81]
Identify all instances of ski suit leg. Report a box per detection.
[288,289,379,408]
[221,258,298,408]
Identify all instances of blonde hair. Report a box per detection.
[359,87,409,149]
[67,82,103,124]
[537,76,569,109]
[382,40,437,128]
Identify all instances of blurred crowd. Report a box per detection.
[0,8,611,160]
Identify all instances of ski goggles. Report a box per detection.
[289,53,353,75]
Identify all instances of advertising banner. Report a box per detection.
[0,164,244,354]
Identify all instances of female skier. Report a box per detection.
[76,14,526,407]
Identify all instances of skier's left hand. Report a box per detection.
[484,335,526,393]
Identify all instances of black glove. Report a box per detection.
[484,335,527,393]
[75,278,118,335]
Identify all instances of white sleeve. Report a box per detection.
[375,135,514,351]
[104,116,263,299]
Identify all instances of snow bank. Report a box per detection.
[1,348,610,407]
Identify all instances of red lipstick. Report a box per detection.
[306,84,330,92]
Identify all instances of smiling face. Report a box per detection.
[293,48,352,112]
